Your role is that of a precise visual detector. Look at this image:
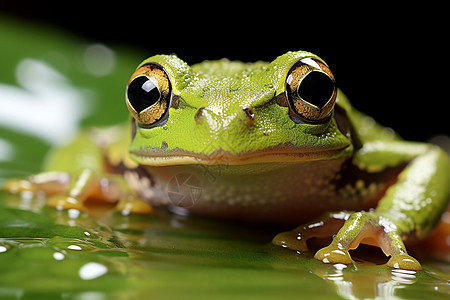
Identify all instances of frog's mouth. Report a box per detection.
[129,143,351,167]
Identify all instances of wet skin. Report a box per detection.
[4,51,450,270]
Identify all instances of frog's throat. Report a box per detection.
[129,144,351,167]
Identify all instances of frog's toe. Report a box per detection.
[47,195,85,211]
[116,196,153,216]
[387,254,421,270]
[314,244,354,265]
[3,179,37,194]
[3,172,70,196]
[272,230,309,252]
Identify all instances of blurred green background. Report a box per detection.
[0,9,449,300]
[0,16,142,179]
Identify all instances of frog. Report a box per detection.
[3,51,450,270]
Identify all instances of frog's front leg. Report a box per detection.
[313,211,421,269]
[3,130,152,215]
[4,171,71,197]
[274,143,450,270]
[4,169,103,210]
[4,169,152,214]
[273,210,418,267]
[45,169,120,211]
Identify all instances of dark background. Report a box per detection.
[1,3,447,141]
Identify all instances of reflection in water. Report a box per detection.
[315,261,418,300]
[391,269,417,285]
[0,192,448,299]
[324,264,355,299]
[376,269,417,299]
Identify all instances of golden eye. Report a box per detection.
[126,63,172,126]
[285,57,337,123]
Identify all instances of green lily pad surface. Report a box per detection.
[0,17,449,299]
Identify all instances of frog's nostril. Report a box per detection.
[194,107,205,123]
[243,107,255,127]
[243,107,255,119]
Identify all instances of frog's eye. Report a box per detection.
[285,57,337,123]
[126,63,172,127]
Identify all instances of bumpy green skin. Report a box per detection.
[130,52,351,160]
[5,51,450,270]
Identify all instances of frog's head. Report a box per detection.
[125,51,353,167]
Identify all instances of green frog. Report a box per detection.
[4,51,450,270]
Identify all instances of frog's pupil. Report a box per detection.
[128,76,160,113]
[298,71,334,108]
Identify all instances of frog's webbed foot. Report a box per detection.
[273,211,421,270]
[273,212,351,252]
[3,170,152,215]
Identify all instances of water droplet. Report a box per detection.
[53,252,65,261]
[68,209,81,219]
[79,262,108,280]
[67,245,82,251]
